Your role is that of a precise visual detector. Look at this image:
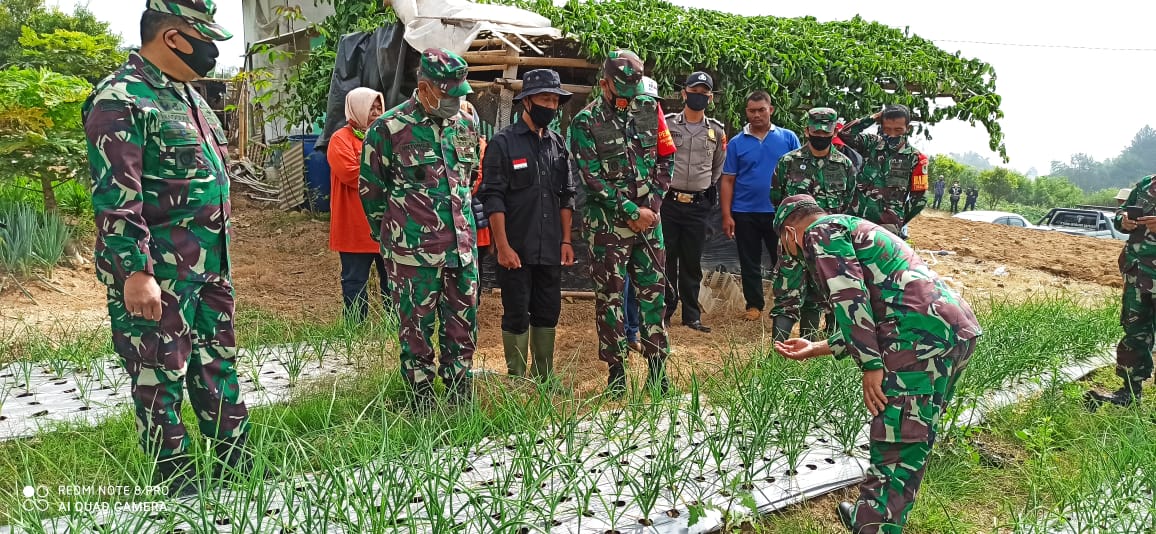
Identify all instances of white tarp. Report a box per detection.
[392,0,562,55]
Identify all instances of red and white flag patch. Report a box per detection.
[512,158,529,170]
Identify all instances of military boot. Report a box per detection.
[448,376,474,407]
[502,330,530,377]
[836,501,857,532]
[799,308,823,340]
[606,363,627,398]
[409,381,435,413]
[823,312,838,336]
[772,316,796,343]
[645,356,670,396]
[154,455,199,499]
[212,433,253,483]
[528,326,556,382]
[1088,379,1144,408]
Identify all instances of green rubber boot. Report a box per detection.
[502,330,529,377]
[528,326,556,381]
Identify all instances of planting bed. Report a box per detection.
[0,349,1114,534]
[0,344,348,442]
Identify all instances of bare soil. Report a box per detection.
[1,200,1119,394]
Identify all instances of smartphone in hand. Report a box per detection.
[1126,206,1144,220]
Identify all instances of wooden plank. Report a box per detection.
[467,64,508,73]
[461,54,599,69]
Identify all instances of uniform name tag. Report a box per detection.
[513,158,529,170]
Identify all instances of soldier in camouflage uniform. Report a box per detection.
[82,0,247,495]
[360,48,481,410]
[773,194,981,534]
[1089,175,1156,407]
[569,50,673,396]
[838,105,929,237]
[770,108,856,342]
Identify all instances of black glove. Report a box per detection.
[472,197,489,229]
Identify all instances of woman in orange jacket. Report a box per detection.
[328,87,388,322]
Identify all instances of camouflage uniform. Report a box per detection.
[360,48,480,405]
[1112,175,1156,385]
[774,196,982,534]
[770,108,855,341]
[82,0,247,469]
[838,116,929,236]
[568,50,673,390]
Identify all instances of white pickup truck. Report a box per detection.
[1035,207,1128,241]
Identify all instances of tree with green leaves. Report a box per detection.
[16,26,126,82]
[928,155,979,189]
[0,67,92,213]
[0,0,118,67]
[977,167,1022,209]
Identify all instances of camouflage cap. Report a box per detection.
[147,0,232,41]
[419,47,472,98]
[603,50,645,99]
[806,107,838,133]
[773,194,823,235]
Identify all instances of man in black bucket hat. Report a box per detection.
[478,69,578,386]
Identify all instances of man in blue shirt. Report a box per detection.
[720,91,800,320]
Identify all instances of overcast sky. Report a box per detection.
[55,0,1156,176]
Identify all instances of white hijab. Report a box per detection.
[345,87,385,131]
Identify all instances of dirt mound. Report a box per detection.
[908,215,1123,288]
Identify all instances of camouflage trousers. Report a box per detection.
[590,230,669,365]
[106,278,248,460]
[1116,274,1156,381]
[387,261,478,388]
[852,337,976,533]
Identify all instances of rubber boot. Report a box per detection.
[528,326,556,382]
[155,455,199,499]
[502,330,530,377]
[606,363,626,398]
[212,433,253,482]
[799,308,823,341]
[1088,378,1143,408]
[772,316,796,343]
[645,356,670,396]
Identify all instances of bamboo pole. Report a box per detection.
[471,79,594,94]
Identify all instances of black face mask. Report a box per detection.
[684,92,709,111]
[168,30,219,78]
[527,103,557,130]
[808,135,833,151]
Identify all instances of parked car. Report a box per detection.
[953,210,1037,229]
[1035,207,1127,240]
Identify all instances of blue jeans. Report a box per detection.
[624,277,641,343]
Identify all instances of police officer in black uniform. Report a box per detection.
[663,72,727,333]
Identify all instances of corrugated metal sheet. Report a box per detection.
[277,145,305,210]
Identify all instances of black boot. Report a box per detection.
[799,309,822,341]
[645,356,670,396]
[606,363,626,398]
[837,501,856,532]
[772,316,796,343]
[448,376,474,407]
[155,455,199,499]
[409,381,435,413]
[212,433,253,482]
[1088,379,1143,408]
